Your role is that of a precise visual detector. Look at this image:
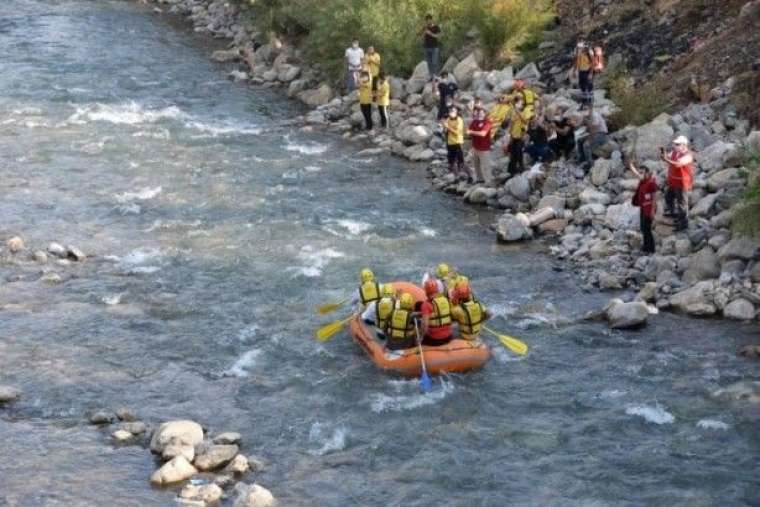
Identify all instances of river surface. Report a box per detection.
[1,1,759,506]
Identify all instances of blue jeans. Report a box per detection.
[424,47,440,78]
[346,65,360,92]
[526,143,554,162]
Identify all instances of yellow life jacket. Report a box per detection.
[577,50,592,71]
[358,77,373,105]
[389,308,415,341]
[521,88,537,106]
[459,300,484,337]
[359,281,380,305]
[446,116,464,145]
[376,80,390,107]
[429,295,452,327]
[375,297,395,330]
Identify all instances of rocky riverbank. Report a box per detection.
[138,0,760,327]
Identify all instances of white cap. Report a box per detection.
[673,135,689,145]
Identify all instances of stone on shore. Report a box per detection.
[212,48,240,62]
[277,64,300,82]
[718,238,760,262]
[224,454,250,474]
[180,483,224,504]
[163,442,195,462]
[397,125,432,145]
[6,236,24,253]
[213,432,242,445]
[150,420,204,454]
[605,299,650,328]
[579,188,611,205]
[497,213,532,242]
[515,62,540,81]
[116,407,137,421]
[47,242,67,258]
[298,84,333,107]
[631,114,673,161]
[669,280,717,315]
[194,444,239,471]
[88,409,116,425]
[32,250,48,263]
[0,385,22,403]
[121,421,147,435]
[683,247,721,284]
[604,202,639,230]
[67,246,86,261]
[233,483,276,507]
[723,298,756,320]
[405,61,429,94]
[150,455,198,486]
[40,272,63,285]
[637,282,658,302]
[453,52,481,88]
[698,141,740,172]
[506,173,531,201]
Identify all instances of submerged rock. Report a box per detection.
[224,454,250,474]
[112,429,133,442]
[47,242,66,258]
[738,344,760,359]
[712,381,760,404]
[0,385,22,403]
[180,483,224,504]
[605,299,649,329]
[88,409,116,425]
[233,483,276,507]
[150,455,198,486]
[213,432,242,445]
[6,236,24,253]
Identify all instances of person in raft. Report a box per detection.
[451,283,490,341]
[386,292,419,350]
[361,283,397,339]
[421,262,455,295]
[352,268,381,309]
[420,279,453,346]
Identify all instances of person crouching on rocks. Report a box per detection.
[662,135,695,232]
[441,106,466,179]
[628,160,658,255]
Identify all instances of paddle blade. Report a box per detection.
[315,319,347,342]
[419,372,433,393]
[498,334,528,356]
[316,300,346,315]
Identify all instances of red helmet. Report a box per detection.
[514,79,525,90]
[424,279,439,298]
[455,282,471,301]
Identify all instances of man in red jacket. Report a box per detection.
[662,135,694,232]
[629,161,658,254]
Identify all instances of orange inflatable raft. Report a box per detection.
[349,282,490,377]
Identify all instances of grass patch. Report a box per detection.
[607,68,670,127]
[732,147,760,238]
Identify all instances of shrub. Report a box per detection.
[732,147,760,238]
[608,69,669,127]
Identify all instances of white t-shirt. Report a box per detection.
[345,47,364,69]
[590,112,608,134]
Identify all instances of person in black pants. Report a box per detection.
[549,112,576,159]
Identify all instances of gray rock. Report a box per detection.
[112,429,133,442]
[590,159,611,186]
[606,300,650,329]
[298,84,333,107]
[723,298,756,320]
[699,141,741,172]
[121,421,147,435]
[0,385,22,403]
[718,237,760,261]
[604,202,639,230]
[397,125,432,145]
[88,409,116,425]
[6,236,24,253]
[66,246,86,262]
[751,262,760,283]
[224,454,250,474]
[213,432,242,445]
[538,194,565,211]
[637,282,658,302]
[406,61,430,94]
[631,114,673,161]
[453,52,481,88]
[116,407,137,422]
[32,250,48,263]
[579,188,611,205]
[150,420,204,454]
[506,174,531,201]
[683,247,720,284]
[599,272,623,290]
[712,380,760,404]
[690,192,721,217]
[515,62,541,81]
[277,64,300,82]
[180,484,224,504]
[150,455,198,486]
[669,280,717,316]
[707,168,742,191]
[211,48,240,62]
[747,130,760,150]
[388,76,406,101]
[48,242,66,257]
[466,186,497,204]
[233,483,276,507]
[229,69,248,82]
[496,213,531,242]
[194,444,239,471]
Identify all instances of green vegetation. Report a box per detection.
[732,147,760,238]
[237,0,553,78]
[607,68,670,127]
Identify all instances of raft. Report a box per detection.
[349,281,490,377]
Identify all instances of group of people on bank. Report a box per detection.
[352,265,490,351]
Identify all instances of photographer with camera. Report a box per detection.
[661,135,695,232]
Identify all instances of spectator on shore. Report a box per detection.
[572,41,595,107]
[525,114,554,164]
[441,106,465,179]
[345,38,364,92]
[488,94,512,139]
[434,71,458,120]
[549,108,576,159]
[511,80,538,118]
[662,135,695,232]
[375,71,390,128]
[629,160,658,254]
[363,46,381,91]
[467,107,494,186]
[505,98,531,176]
[468,96,484,116]
[358,71,374,130]
[421,14,442,78]
[577,105,608,169]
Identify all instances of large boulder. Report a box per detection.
[590,159,611,186]
[515,62,541,81]
[606,300,650,329]
[389,77,406,101]
[276,64,300,82]
[497,213,532,242]
[397,125,432,145]
[487,66,514,89]
[506,174,531,201]
[150,456,198,486]
[631,114,673,161]
[150,420,204,454]
[0,385,22,403]
[699,141,741,172]
[690,191,721,217]
[604,202,639,230]
[298,84,333,107]
[579,188,611,205]
[669,280,717,316]
[233,483,276,507]
[683,247,721,284]
[453,52,481,89]
[718,237,760,262]
[723,299,756,320]
[406,61,430,95]
[194,444,239,471]
[707,168,743,191]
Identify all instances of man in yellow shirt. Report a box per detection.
[374,71,390,128]
[488,94,512,139]
[573,41,595,107]
[441,107,465,178]
[357,71,374,131]
[363,46,381,91]
[506,98,530,176]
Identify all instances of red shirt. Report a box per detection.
[420,300,452,340]
[666,148,694,190]
[469,119,493,152]
[632,176,658,219]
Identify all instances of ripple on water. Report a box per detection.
[696,419,730,430]
[115,186,162,203]
[368,378,455,413]
[287,245,345,279]
[224,349,262,378]
[284,135,329,155]
[67,101,183,125]
[625,404,675,425]
[308,422,348,456]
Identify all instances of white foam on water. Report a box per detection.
[118,248,163,266]
[334,219,372,236]
[115,186,162,203]
[224,349,262,378]
[185,120,261,137]
[492,346,528,363]
[12,107,44,115]
[418,227,437,237]
[128,266,161,274]
[696,419,730,430]
[116,203,142,215]
[369,379,454,413]
[308,422,348,456]
[625,404,675,425]
[284,138,329,155]
[288,246,345,278]
[132,129,171,140]
[144,219,202,232]
[304,165,322,172]
[600,389,627,399]
[102,294,123,306]
[237,325,260,342]
[68,102,183,125]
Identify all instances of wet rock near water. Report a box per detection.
[0,385,22,403]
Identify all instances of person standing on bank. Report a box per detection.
[363,46,381,91]
[505,98,530,176]
[358,71,374,131]
[434,70,458,120]
[572,41,595,107]
[421,14,441,79]
[345,38,364,92]
[467,107,494,185]
[442,106,465,179]
[662,135,695,232]
[374,71,390,129]
[628,160,658,254]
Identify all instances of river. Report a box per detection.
[1,1,759,505]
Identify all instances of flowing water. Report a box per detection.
[1,1,759,505]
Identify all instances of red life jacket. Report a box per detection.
[666,149,694,190]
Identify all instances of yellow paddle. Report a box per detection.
[483,326,528,356]
[315,316,354,342]
[316,299,348,315]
